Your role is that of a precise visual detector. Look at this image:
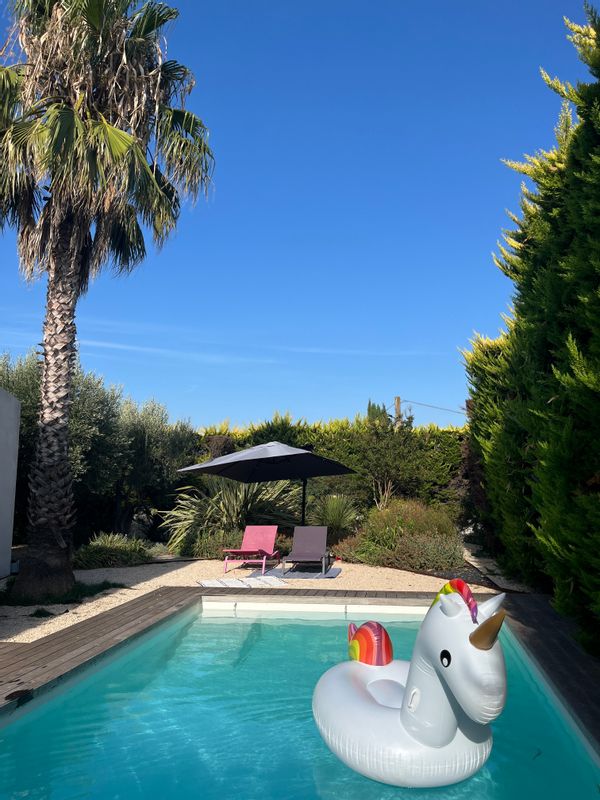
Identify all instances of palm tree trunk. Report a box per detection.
[12,221,80,601]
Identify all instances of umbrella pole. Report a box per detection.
[301,478,307,525]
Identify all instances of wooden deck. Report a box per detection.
[0,587,201,714]
[0,586,598,758]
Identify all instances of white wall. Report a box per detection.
[0,388,20,578]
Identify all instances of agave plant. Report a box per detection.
[159,485,210,554]
[0,1,213,599]
[312,494,358,536]
[161,478,301,555]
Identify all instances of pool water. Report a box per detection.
[0,610,598,799]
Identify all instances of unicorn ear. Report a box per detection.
[478,593,506,621]
[439,593,461,617]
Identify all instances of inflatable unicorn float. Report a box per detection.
[312,580,507,788]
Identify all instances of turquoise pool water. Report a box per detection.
[0,610,598,799]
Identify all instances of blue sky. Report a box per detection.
[0,0,590,428]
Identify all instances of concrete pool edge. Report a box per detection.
[0,586,598,763]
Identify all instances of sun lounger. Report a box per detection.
[281,526,332,575]
[222,525,280,574]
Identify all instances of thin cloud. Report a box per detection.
[0,329,41,352]
[2,321,445,362]
[78,315,205,339]
[273,345,446,357]
[78,338,278,365]
[0,308,41,322]
[77,317,445,357]
[0,328,39,340]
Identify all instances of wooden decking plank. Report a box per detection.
[21,600,194,679]
[0,590,200,680]
[0,605,180,683]
[0,594,181,671]
[0,593,201,706]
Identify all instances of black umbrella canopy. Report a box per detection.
[179,441,354,523]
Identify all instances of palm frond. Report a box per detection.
[13,0,56,25]
[0,66,23,126]
[156,106,213,196]
[126,146,179,244]
[92,202,147,273]
[0,150,40,236]
[10,115,48,153]
[16,194,51,279]
[107,205,146,268]
[47,104,83,157]
[128,1,178,41]
[159,60,194,101]
[90,114,136,160]
[78,0,109,32]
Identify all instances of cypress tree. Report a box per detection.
[466,7,600,648]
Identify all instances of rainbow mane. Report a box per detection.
[432,579,478,623]
[348,621,393,666]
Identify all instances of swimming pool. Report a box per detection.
[0,608,598,799]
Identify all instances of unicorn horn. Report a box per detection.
[469,610,506,650]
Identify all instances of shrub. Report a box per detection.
[73,533,152,569]
[191,529,242,559]
[336,499,463,572]
[311,494,359,537]
[145,542,171,558]
[0,352,201,545]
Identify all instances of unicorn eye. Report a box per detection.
[440,650,451,668]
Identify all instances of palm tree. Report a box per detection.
[0,0,213,600]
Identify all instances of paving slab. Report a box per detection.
[463,545,531,592]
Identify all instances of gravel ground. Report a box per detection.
[0,559,495,643]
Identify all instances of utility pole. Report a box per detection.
[465,398,473,421]
[394,396,401,429]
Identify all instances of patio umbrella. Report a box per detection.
[179,441,354,524]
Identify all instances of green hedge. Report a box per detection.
[465,10,600,651]
[201,414,467,520]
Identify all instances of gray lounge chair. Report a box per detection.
[282,526,332,575]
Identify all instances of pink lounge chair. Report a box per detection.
[223,525,280,575]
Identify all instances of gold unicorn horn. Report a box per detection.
[469,610,506,651]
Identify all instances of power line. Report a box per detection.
[403,399,466,416]
[386,399,466,416]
